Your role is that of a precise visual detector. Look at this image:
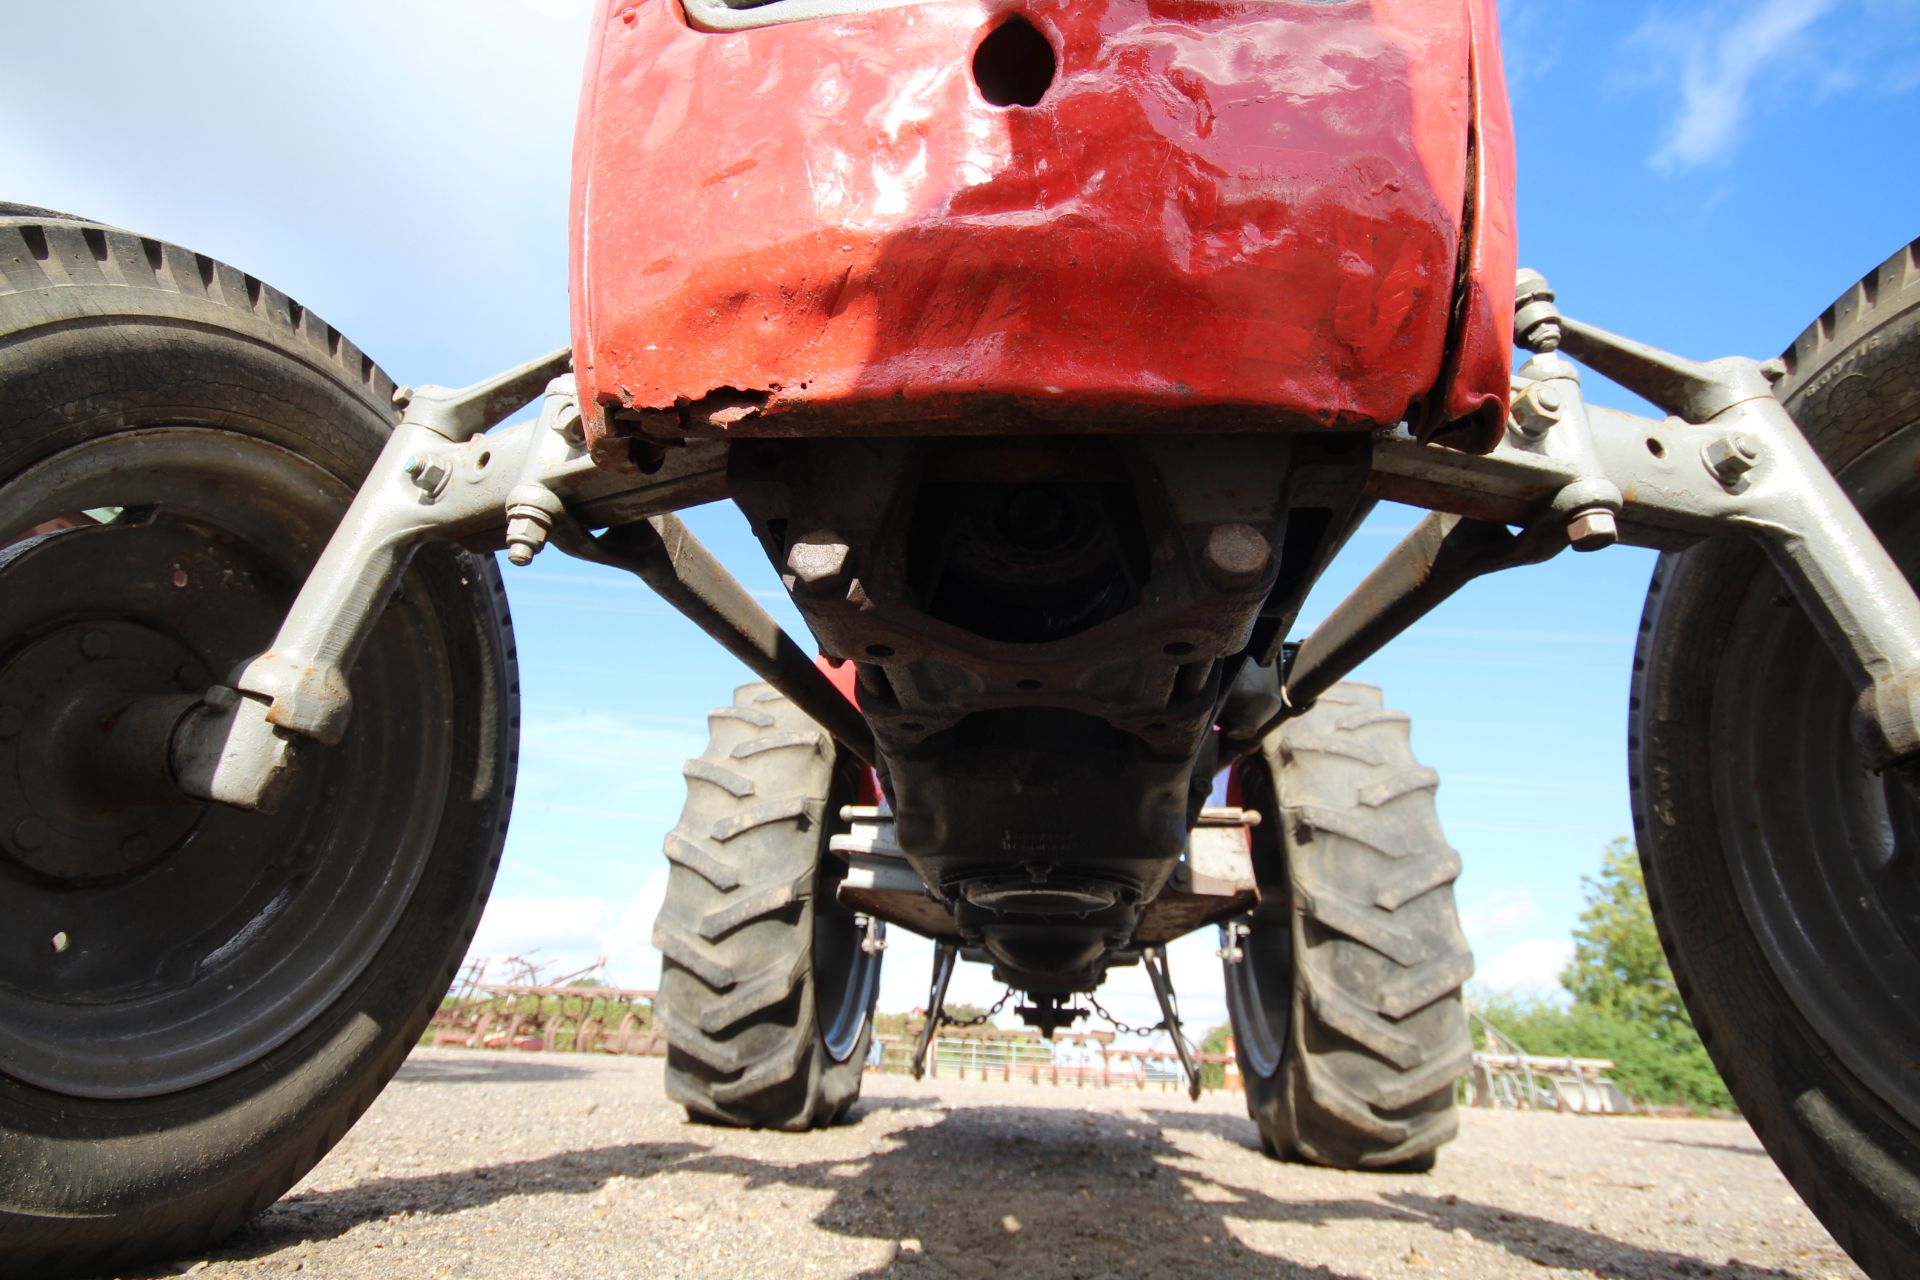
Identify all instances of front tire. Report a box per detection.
[0,210,517,1279]
[1631,237,1920,1280]
[653,682,881,1129]
[1225,682,1472,1171]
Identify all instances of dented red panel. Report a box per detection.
[1436,0,1517,449]
[570,0,1514,450]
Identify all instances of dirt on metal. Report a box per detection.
[119,1049,1862,1280]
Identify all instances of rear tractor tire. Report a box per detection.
[654,682,882,1129]
[1225,682,1473,1171]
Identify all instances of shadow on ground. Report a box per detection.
[158,1090,1808,1280]
[394,1055,591,1085]
[1644,1137,1772,1159]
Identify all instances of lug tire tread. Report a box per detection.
[1233,682,1471,1171]
[655,682,870,1131]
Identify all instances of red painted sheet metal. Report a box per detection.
[1433,0,1517,451]
[571,0,1510,450]
[815,655,882,803]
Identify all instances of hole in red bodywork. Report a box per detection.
[973,16,1055,108]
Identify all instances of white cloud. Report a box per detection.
[0,1,597,381]
[468,893,613,971]
[1473,937,1574,997]
[1461,888,1541,943]
[467,871,670,990]
[1643,0,1838,172]
[1497,0,1572,100]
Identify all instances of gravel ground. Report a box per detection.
[118,1048,1864,1280]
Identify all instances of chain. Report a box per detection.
[1084,994,1167,1039]
[939,987,1013,1028]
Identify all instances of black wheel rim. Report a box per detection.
[813,771,882,1063]
[1225,757,1290,1079]
[1710,419,1920,1131]
[0,428,456,1100]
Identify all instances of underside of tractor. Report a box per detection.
[3,1,1920,1278]
[731,433,1361,1001]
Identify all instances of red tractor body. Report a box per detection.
[569,0,1516,455]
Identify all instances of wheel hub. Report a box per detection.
[0,523,260,883]
[0,618,206,882]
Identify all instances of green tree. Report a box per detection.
[1198,1023,1231,1090]
[1470,838,1734,1113]
[1560,838,1686,1030]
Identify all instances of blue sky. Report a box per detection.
[4,0,1916,1034]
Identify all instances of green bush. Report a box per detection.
[1470,838,1733,1114]
[1470,993,1732,1113]
[1198,1023,1231,1090]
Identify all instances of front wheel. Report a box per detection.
[1225,682,1473,1171]
[1631,237,1920,1280]
[653,682,882,1129]
[0,212,518,1277]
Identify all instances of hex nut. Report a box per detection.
[1203,524,1271,590]
[403,454,452,495]
[1703,433,1760,487]
[1565,508,1619,552]
[1511,381,1569,438]
[504,512,551,566]
[1513,271,1562,353]
[786,531,853,596]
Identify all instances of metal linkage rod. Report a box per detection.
[569,514,877,766]
[1141,946,1202,1101]
[1270,513,1561,733]
[911,943,958,1081]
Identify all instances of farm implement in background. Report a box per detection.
[426,957,663,1058]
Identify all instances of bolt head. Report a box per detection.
[1203,524,1271,590]
[121,833,154,864]
[12,816,48,851]
[786,532,853,595]
[79,630,112,660]
[1566,509,1619,552]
